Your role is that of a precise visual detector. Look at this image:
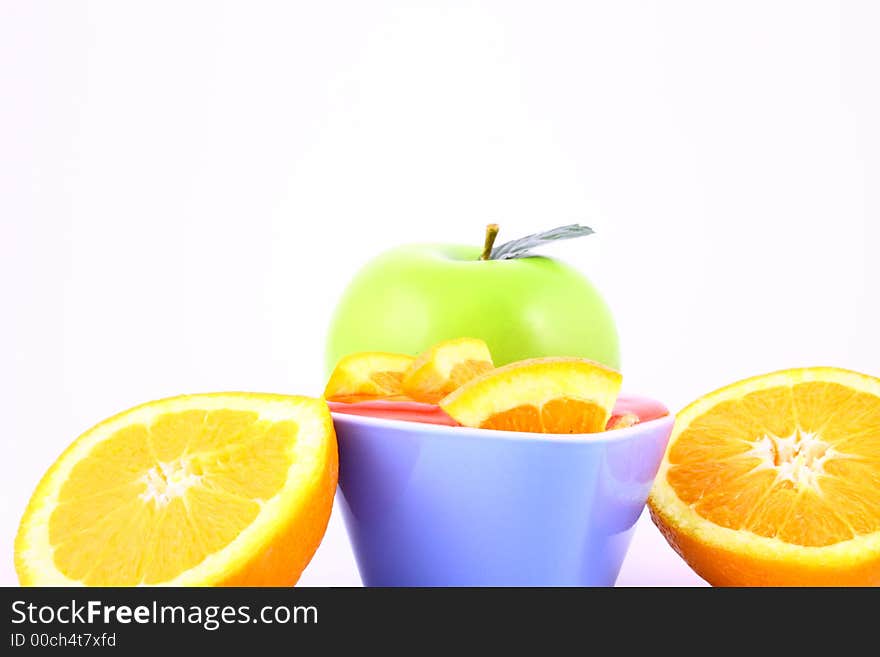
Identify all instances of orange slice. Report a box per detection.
[648,367,880,586]
[323,352,415,401]
[15,393,338,586]
[440,357,622,433]
[607,412,639,430]
[402,337,494,403]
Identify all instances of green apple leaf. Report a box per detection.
[490,224,595,259]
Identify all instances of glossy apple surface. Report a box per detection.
[325,244,619,375]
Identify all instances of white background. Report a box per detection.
[2,1,878,587]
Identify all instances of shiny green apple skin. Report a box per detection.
[324,244,620,376]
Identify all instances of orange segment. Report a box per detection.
[323,352,415,401]
[402,337,494,403]
[15,393,338,586]
[439,357,622,434]
[649,367,880,586]
[478,404,542,432]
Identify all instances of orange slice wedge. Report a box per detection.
[440,357,622,433]
[15,393,338,586]
[648,367,880,586]
[401,337,494,403]
[323,352,415,401]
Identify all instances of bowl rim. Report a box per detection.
[330,405,675,445]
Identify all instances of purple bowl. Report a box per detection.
[334,408,673,586]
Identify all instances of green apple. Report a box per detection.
[324,225,620,375]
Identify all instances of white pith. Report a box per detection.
[746,429,842,492]
[139,459,203,506]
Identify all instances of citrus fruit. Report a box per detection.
[439,357,622,433]
[323,352,415,401]
[15,393,338,586]
[401,337,494,403]
[607,412,639,430]
[648,367,880,586]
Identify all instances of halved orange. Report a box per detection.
[15,393,338,586]
[440,357,622,433]
[323,352,415,402]
[402,337,494,403]
[649,367,880,586]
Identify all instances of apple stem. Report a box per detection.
[480,224,500,260]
